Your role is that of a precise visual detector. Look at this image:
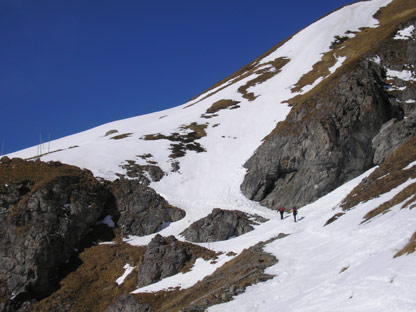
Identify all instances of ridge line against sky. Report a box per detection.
[1,0,354,154]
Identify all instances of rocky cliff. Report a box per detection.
[0,157,185,311]
[241,16,416,210]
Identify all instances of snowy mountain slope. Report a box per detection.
[9,0,392,210]
[5,0,416,311]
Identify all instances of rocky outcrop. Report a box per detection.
[372,117,416,164]
[137,235,188,287]
[137,235,217,288]
[0,158,114,311]
[111,180,185,237]
[0,158,185,311]
[105,294,153,312]
[241,19,416,210]
[180,208,267,242]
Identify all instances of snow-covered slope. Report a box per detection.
[9,0,391,212]
[8,0,416,311]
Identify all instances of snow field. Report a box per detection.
[8,1,414,310]
[209,171,416,312]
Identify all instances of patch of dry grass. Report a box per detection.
[32,236,219,312]
[181,122,208,138]
[33,240,145,312]
[185,54,291,107]
[205,99,240,115]
[142,123,208,159]
[110,133,132,140]
[394,231,416,258]
[324,212,345,226]
[238,57,290,101]
[0,158,94,194]
[133,237,281,311]
[105,130,118,136]
[340,137,416,222]
[288,0,416,105]
[362,183,416,222]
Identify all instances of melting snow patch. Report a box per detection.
[132,253,231,293]
[329,56,347,74]
[394,25,415,40]
[97,215,115,228]
[386,69,416,82]
[403,160,416,170]
[369,55,381,65]
[116,264,136,285]
[299,56,347,94]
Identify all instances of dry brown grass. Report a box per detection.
[362,183,416,222]
[142,123,208,159]
[33,236,219,312]
[238,57,290,101]
[205,99,240,114]
[324,212,345,226]
[105,129,118,136]
[181,122,208,138]
[340,136,416,222]
[394,231,416,258]
[110,133,132,140]
[33,240,146,312]
[185,0,415,110]
[185,32,293,107]
[133,238,280,311]
[0,158,93,194]
[288,0,416,105]
[137,153,153,159]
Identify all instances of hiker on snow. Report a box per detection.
[279,206,285,219]
[293,207,298,222]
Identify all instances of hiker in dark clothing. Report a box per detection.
[293,207,298,222]
[279,206,285,220]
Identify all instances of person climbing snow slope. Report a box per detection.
[293,207,298,222]
[279,206,285,220]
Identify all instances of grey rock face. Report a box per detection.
[241,21,416,210]
[137,235,189,287]
[111,180,185,237]
[372,117,416,165]
[0,160,113,310]
[241,60,395,209]
[105,294,153,312]
[181,208,266,242]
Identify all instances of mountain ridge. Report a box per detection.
[2,0,416,311]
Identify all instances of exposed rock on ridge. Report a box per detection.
[241,18,416,210]
[0,158,185,311]
[137,234,217,288]
[0,158,114,311]
[111,179,185,237]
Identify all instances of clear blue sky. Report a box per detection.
[1,0,353,154]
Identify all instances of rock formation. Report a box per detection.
[181,208,267,242]
[241,18,416,210]
[105,294,153,312]
[111,179,185,237]
[0,158,114,311]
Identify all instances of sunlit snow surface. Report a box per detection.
[394,24,415,40]
[9,0,416,311]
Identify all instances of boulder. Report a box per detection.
[105,294,153,312]
[181,208,267,242]
[372,117,416,165]
[111,180,185,237]
[137,235,188,287]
